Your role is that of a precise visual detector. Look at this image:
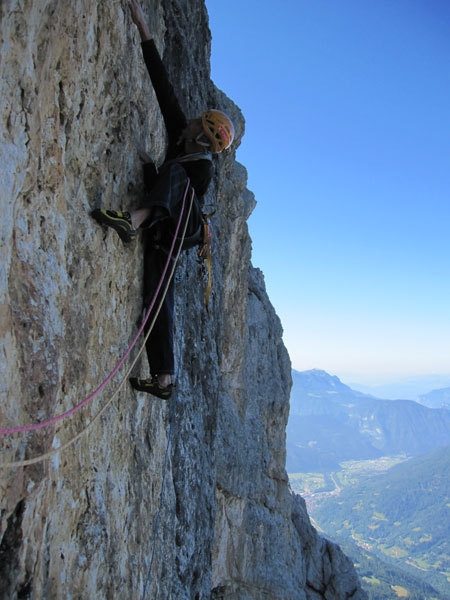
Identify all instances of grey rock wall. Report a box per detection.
[0,1,367,598]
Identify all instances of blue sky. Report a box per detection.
[206,0,450,385]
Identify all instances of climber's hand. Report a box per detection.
[128,0,151,41]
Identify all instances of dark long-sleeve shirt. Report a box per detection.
[141,40,213,197]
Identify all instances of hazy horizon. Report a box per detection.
[292,366,450,400]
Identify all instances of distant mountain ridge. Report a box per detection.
[419,386,450,409]
[287,369,450,472]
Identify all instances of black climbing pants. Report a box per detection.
[143,237,175,376]
[140,162,204,377]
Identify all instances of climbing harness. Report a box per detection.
[174,152,212,164]
[0,181,196,468]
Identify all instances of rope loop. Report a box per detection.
[0,181,195,468]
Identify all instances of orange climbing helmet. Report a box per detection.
[201,109,235,153]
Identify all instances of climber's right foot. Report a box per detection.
[129,376,174,399]
[91,209,136,243]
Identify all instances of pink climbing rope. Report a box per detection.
[0,180,192,436]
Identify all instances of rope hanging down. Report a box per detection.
[0,182,195,468]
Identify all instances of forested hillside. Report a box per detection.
[310,446,450,597]
[287,370,450,597]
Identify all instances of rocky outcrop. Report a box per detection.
[0,1,367,598]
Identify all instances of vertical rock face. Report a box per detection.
[0,1,367,599]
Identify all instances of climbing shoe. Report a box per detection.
[129,376,175,399]
[91,209,137,243]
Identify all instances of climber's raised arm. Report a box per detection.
[128,0,186,153]
[128,0,151,42]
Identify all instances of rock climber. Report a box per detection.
[92,0,234,399]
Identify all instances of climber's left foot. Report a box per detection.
[129,376,174,399]
[91,209,137,243]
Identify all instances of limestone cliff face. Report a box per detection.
[0,1,367,598]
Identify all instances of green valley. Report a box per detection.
[290,449,450,598]
[287,370,450,598]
